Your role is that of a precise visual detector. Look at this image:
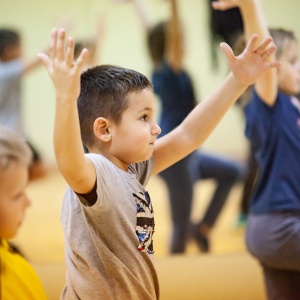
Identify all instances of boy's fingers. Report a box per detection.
[261,45,277,60]
[49,29,58,60]
[256,36,273,50]
[74,48,88,72]
[246,34,259,52]
[254,37,273,55]
[56,28,66,60]
[220,42,235,63]
[66,37,75,67]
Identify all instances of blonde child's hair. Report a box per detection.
[232,29,297,59]
[0,126,32,171]
[269,28,297,58]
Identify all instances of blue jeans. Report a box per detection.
[159,150,246,253]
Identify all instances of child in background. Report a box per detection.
[0,126,47,300]
[38,27,278,299]
[0,28,47,180]
[213,0,300,299]
[116,0,247,254]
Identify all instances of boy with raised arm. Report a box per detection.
[38,28,278,299]
[116,0,249,254]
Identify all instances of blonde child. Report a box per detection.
[0,126,47,299]
[213,0,300,299]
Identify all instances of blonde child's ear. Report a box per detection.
[93,117,112,142]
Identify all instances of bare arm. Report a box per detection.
[38,29,96,194]
[212,0,278,106]
[153,35,279,175]
[129,0,184,70]
[165,0,184,71]
[112,0,155,30]
[87,14,106,66]
[22,56,44,74]
[131,0,156,30]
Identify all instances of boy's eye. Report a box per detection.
[13,193,24,201]
[140,114,148,121]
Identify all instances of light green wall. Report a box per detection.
[1,0,300,164]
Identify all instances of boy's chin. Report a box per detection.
[136,152,153,163]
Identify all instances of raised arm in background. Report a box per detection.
[212,0,278,106]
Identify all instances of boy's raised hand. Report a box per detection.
[220,34,280,86]
[38,28,88,101]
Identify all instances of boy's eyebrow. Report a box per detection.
[137,107,153,113]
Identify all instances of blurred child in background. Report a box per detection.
[0,28,47,180]
[0,126,47,300]
[213,0,300,298]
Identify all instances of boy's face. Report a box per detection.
[108,88,161,169]
[0,163,30,240]
[278,41,300,95]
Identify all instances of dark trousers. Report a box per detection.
[246,214,300,299]
[160,151,246,253]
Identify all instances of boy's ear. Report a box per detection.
[93,117,112,143]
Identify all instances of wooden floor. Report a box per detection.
[12,168,266,299]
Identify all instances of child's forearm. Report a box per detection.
[239,0,277,105]
[179,72,246,149]
[239,0,269,44]
[53,96,93,192]
[132,0,154,30]
[54,97,84,168]
[166,0,184,71]
[23,57,42,74]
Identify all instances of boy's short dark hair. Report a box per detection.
[0,28,20,58]
[147,22,166,67]
[78,65,152,147]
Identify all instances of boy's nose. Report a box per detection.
[152,122,161,136]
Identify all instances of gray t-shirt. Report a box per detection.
[60,153,159,300]
[0,60,23,134]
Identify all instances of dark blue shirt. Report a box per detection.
[152,62,196,136]
[245,90,300,214]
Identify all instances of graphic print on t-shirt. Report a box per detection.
[133,191,155,254]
